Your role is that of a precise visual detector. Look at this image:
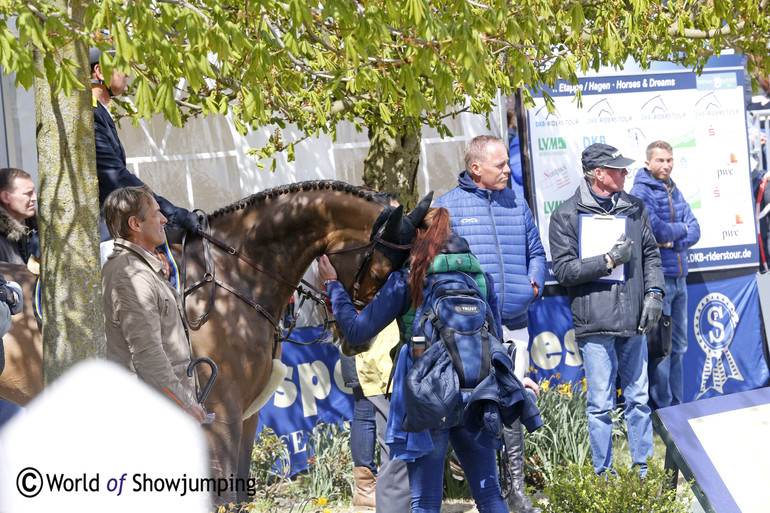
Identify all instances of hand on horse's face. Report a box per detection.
[318,255,338,282]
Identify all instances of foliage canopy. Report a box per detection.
[2,0,770,159]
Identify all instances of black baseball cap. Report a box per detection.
[581,143,635,171]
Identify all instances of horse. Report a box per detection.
[0,180,403,503]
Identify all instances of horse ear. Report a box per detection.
[380,205,404,243]
[406,190,434,226]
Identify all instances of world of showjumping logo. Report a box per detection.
[693,293,744,399]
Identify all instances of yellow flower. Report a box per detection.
[541,380,550,392]
[313,496,328,506]
[322,509,332,513]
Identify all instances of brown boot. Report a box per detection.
[353,466,376,510]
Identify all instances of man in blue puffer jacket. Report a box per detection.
[434,135,545,513]
[630,140,701,409]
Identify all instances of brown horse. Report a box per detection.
[0,180,400,503]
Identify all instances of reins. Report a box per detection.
[179,210,409,350]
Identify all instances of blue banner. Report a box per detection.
[683,273,769,401]
[257,328,353,475]
[526,274,769,403]
[541,54,744,98]
[255,274,767,475]
[527,295,585,385]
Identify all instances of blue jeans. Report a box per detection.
[349,388,377,473]
[648,276,689,409]
[407,425,508,513]
[578,334,653,475]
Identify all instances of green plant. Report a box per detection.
[442,449,472,500]
[525,376,625,486]
[303,421,354,501]
[537,461,691,513]
[250,427,293,505]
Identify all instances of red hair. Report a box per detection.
[410,208,452,308]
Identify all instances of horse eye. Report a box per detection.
[369,269,384,283]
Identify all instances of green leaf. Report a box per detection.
[134,79,153,120]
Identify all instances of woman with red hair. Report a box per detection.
[319,206,523,513]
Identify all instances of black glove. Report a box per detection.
[607,235,632,267]
[0,274,14,309]
[638,291,663,334]
[0,284,16,309]
[180,210,202,234]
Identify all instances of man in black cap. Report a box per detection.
[548,142,664,477]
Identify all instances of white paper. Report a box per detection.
[579,214,627,283]
[689,404,770,513]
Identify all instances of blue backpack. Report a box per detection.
[401,253,497,432]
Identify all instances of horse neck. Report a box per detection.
[206,188,381,301]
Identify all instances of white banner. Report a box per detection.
[527,54,758,278]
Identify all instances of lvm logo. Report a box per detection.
[537,137,567,154]
[543,200,565,215]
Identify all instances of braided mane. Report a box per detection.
[210,180,374,218]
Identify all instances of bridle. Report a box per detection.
[343,232,411,309]
[179,211,409,351]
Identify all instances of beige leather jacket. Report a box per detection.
[102,238,198,408]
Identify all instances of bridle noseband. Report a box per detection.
[345,234,411,308]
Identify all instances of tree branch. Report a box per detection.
[155,0,211,25]
[24,0,91,39]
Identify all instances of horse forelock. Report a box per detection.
[209,180,375,218]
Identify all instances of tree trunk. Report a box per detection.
[362,124,422,208]
[34,12,105,385]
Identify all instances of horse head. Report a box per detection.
[330,190,434,355]
[351,189,434,305]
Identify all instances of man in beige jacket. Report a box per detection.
[102,185,205,423]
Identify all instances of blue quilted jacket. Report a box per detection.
[434,171,546,328]
[630,169,701,278]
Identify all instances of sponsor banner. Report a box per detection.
[256,274,767,468]
[545,72,693,98]
[528,273,768,403]
[528,53,758,279]
[257,328,353,475]
[527,295,585,385]
[684,273,768,401]
[687,244,756,269]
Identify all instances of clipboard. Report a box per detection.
[579,214,627,283]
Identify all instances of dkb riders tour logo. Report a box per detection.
[693,293,744,399]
